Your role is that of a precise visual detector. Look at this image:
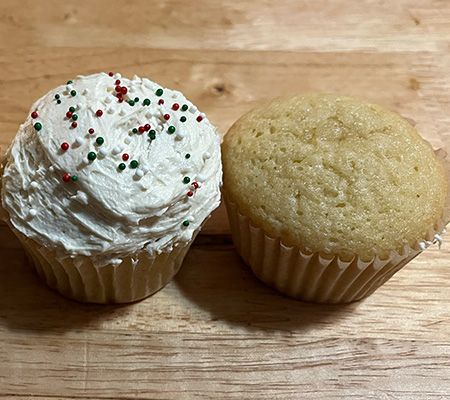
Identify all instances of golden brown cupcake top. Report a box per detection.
[223,94,448,260]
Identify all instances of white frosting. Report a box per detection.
[1,73,222,266]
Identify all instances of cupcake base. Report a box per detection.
[17,232,195,304]
[225,198,423,304]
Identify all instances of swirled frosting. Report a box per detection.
[1,73,222,266]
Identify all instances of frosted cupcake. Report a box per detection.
[223,94,449,303]
[0,72,222,303]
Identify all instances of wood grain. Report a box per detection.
[0,1,450,399]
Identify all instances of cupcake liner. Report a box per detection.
[16,230,197,304]
[225,192,447,304]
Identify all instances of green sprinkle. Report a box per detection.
[143,98,151,106]
[134,97,139,103]
[72,114,78,121]
[56,99,62,104]
[128,100,135,106]
[130,160,139,169]
[70,90,77,97]
[180,116,187,122]
[185,153,191,159]
[156,88,163,96]
[182,220,190,227]
[71,175,78,182]
[34,122,42,131]
[149,130,156,140]
[67,80,73,84]
[181,104,188,111]
[87,152,97,161]
[55,94,60,100]
[183,176,190,184]
[168,126,176,134]
[132,128,138,134]
[96,137,104,146]
[118,163,126,171]
[69,106,75,113]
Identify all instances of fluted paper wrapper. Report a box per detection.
[15,231,196,304]
[225,195,447,304]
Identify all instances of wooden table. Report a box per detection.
[1,1,450,399]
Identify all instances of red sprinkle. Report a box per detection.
[187,191,194,197]
[196,115,203,122]
[66,111,73,118]
[115,85,121,93]
[144,123,151,131]
[172,103,180,111]
[108,72,114,77]
[31,111,38,119]
[138,126,145,134]
[71,121,78,128]
[163,114,170,121]
[61,142,69,151]
[96,109,103,117]
[62,173,71,182]
[192,181,199,189]
[158,99,164,105]
[115,79,121,85]
[120,86,128,95]
[122,153,129,161]
[88,128,95,134]
[118,98,124,103]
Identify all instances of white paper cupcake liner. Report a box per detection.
[16,231,196,304]
[225,197,446,304]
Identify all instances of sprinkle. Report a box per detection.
[128,100,135,106]
[61,142,69,151]
[96,109,103,117]
[66,84,73,92]
[55,94,60,100]
[172,103,180,111]
[176,131,186,139]
[124,137,132,144]
[96,137,104,146]
[168,126,176,134]
[115,79,121,85]
[87,152,97,161]
[148,130,156,140]
[138,126,145,134]
[108,72,114,77]
[434,234,443,249]
[30,181,39,189]
[107,107,114,114]
[34,122,42,131]
[66,111,73,118]
[134,97,139,103]
[88,128,95,134]
[57,100,61,104]
[130,160,139,169]
[120,86,128,95]
[135,169,144,178]
[163,114,170,121]
[196,115,203,122]
[112,145,123,155]
[182,220,190,227]
[29,209,37,217]
[181,104,188,112]
[71,175,78,182]
[31,111,38,119]
[98,148,108,157]
[122,153,129,161]
[105,96,112,104]
[49,166,55,172]
[192,181,199,189]
[114,73,122,79]
[180,116,187,122]
[183,176,190,184]
[62,173,71,182]
[69,106,76,113]
[145,111,153,119]
[67,80,73,84]
[75,137,84,146]
[158,99,165,105]
[189,105,197,113]
[72,114,78,121]
[185,153,191,159]
[70,90,77,97]
[419,242,427,251]
[143,98,151,106]
[156,88,163,96]
[118,163,126,171]
[71,121,78,128]
[187,191,194,197]
[144,123,151,131]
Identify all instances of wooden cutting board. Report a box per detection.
[0,1,449,399]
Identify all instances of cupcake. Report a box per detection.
[0,72,222,303]
[222,94,449,303]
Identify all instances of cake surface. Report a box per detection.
[1,73,222,266]
[223,94,448,260]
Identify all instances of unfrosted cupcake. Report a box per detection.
[223,94,449,303]
[0,72,222,303]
